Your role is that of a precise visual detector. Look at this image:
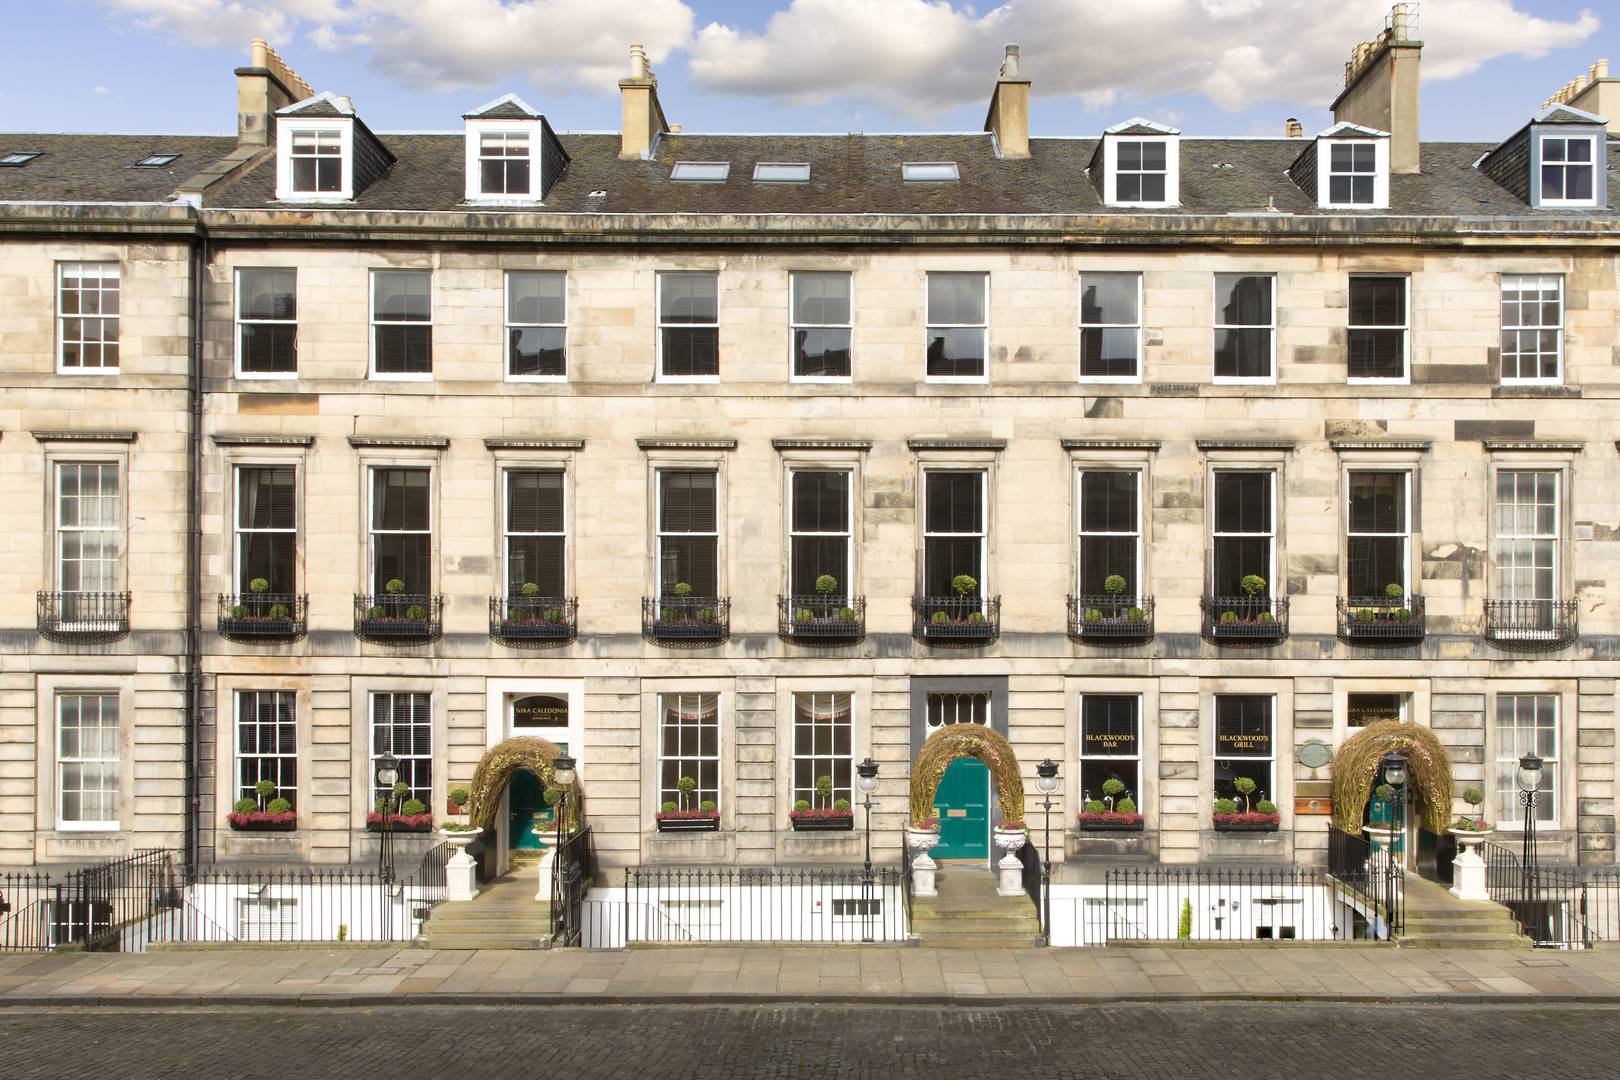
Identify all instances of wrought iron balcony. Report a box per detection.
[777,595,865,644]
[489,595,577,647]
[642,595,730,647]
[912,594,1000,646]
[1201,595,1289,643]
[353,593,443,644]
[1067,595,1155,642]
[36,591,130,644]
[1484,598,1578,649]
[218,593,307,642]
[1337,595,1425,644]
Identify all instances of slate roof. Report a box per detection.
[0,134,236,202]
[2,129,1617,218]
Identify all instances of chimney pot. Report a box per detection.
[619,43,669,158]
[1285,117,1304,138]
[630,43,651,80]
[1001,44,1021,78]
[1596,58,1610,80]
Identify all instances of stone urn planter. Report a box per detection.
[439,826,483,903]
[905,824,941,898]
[992,826,1027,897]
[1448,824,1493,901]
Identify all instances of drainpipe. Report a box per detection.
[184,228,207,871]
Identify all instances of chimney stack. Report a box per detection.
[235,38,313,146]
[1541,58,1619,134]
[1284,117,1304,138]
[619,43,670,160]
[1331,3,1422,173]
[983,44,1032,159]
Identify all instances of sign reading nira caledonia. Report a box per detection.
[512,695,568,727]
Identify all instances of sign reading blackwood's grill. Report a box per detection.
[1082,724,1138,757]
[1215,729,1271,757]
[512,695,568,727]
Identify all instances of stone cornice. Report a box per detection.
[1484,439,1583,453]
[1061,438,1162,452]
[483,438,585,452]
[1195,439,1296,452]
[636,438,738,451]
[1328,439,1433,452]
[31,430,137,443]
[906,437,1007,452]
[347,436,450,450]
[771,438,873,452]
[211,434,315,447]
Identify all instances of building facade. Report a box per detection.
[3,16,1618,882]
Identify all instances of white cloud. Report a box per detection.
[97,0,694,92]
[687,0,1600,118]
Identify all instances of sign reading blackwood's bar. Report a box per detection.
[1082,723,1138,757]
[512,695,568,727]
[1215,728,1271,757]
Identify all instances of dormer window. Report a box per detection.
[1301,125,1390,210]
[479,132,531,196]
[1099,120,1180,208]
[290,130,343,193]
[1539,135,1597,205]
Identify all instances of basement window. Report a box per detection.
[670,162,730,182]
[131,153,179,168]
[0,150,41,167]
[902,162,959,182]
[754,162,810,183]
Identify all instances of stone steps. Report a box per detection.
[1397,876,1529,950]
[912,870,1042,949]
[420,873,553,950]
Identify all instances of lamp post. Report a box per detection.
[375,751,400,884]
[1377,751,1407,939]
[550,753,577,944]
[1518,753,1543,910]
[1036,758,1059,945]
[856,757,879,944]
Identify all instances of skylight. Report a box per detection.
[753,162,810,183]
[670,161,731,182]
[131,153,180,168]
[0,150,41,167]
[902,162,959,182]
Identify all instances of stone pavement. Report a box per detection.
[4,943,1620,1007]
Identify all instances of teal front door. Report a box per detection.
[933,757,991,861]
[508,768,551,850]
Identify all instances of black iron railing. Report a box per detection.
[613,865,907,944]
[912,595,1000,646]
[778,595,866,643]
[1484,599,1578,649]
[1326,823,1404,938]
[218,593,307,642]
[58,848,182,951]
[36,591,130,644]
[1337,595,1425,643]
[1482,841,1602,948]
[642,595,730,647]
[550,825,594,947]
[1067,595,1154,642]
[1016,839,1047,943]
[0,871,62,950]
[353,593,443,644]
[490,595,577,647]
[1201,595,1289,643]
[1081,863,1382,945]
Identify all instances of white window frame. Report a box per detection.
[1500,274,1564,386]
[1077,271,1143,384]
[1345,470,1411,597]
[922,468,988,596]
[56,262,120,375]
[1078,693,1142,809]
[504,270,567,382]
[234,268,298,380]
[1493,693,1559,826]
[234,463,298,595]
[655,271,720,384]
[924,271,990,385]
[464,121,543,203]
[1211,470,1276,597]
[503,467,568,597]
[1318,139,1389,209]
[235,690,298,810]
[367,465,434,597]
[275,118,352,202]
[787,468,854,597]
[1103,135,1179,208]
[901,162,959,182]
[788,270,854,384]
[55,460,123,601]
[1212,694,1275,806]
[1537,134,1600,208]
[1076,468,1142,599]
[57,692,119,831]
[1212,273,1277,386]
[655,468,720,597]
[657,691,722,813]
[790,691,854,809]
[1493,469,1560,606]
[1346,274,1409,384]
[369,691,432,808]
[369,269,433,382]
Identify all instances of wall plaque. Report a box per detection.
[1294,796,1333,816]
[1295,740,1333,769]
[512,694,568,727]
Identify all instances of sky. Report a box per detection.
[0,0,1613,142]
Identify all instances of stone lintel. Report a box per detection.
[211,434,315,447]
[483,438,585,452]
[1329,439,1432,452]
[1484,440,1583,453]
[906,438,1007,452]
[636,438,738,451]
[347,436,450,449]
[1061,438,1162,452]
[771,438,873,452]
[31,430,137,443]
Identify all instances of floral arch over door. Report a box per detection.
[466,736,584,832]
[1329,720,1452,834]
[908,723,1026,824]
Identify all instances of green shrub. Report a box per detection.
[1254,799,1277,816]
[233,797,257,814]
[405,604,428,620]
[1103,574,1127,596]
[839,607,856,621]
[814,775,834,805]
[794,799,811,812]
[951,574,977,597]
[1239,574,1266,597]
[967,611,986,624]
[1127,607,1145,622]
[833,798,851,811]
[255,779,276,799]
[814,574,838,596]
[931,611,949,624]
[1083,799,1105,814]
[1257,611,1275,624]
[1115,797,1137,815]
[660,607,677,622]
[1393,608,1413,622]
[1384,582,1404,599]
[384,578,406,595]
[268,603,289,619]
[521,581,540,597]
[544,607,566,622]
[1462,787,1485,808]
[699,800,717,813]
[1232,777,1257,811]
[367,606,385,620]
[661,801,678,814]
[1084,608,1103,622]
[697,607,716,623]
[1357,608,1375,622]
[266,797,292,814]
[401,798,426,816]
[1178,898,1193,940]
[248,577,269,594]
[676,775,697,809]
[1220,611,1238,624]
[231,604,248,618]
[449,787,471,807]
[673,581,693,598]
[374,797,388,814]
[796,608,813,623]
[1375,783,1396,802]
[543,787,560,807]
[1101,778,1126,799]
[393,781,410,798]
[1213,798,1238,815]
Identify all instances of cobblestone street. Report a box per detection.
[0,1002,1616,1079]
